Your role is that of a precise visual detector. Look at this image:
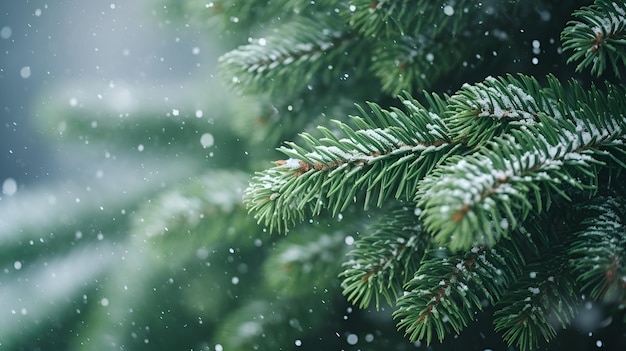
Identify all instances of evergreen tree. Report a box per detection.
[234,0,626,350]
[2,1,625,351]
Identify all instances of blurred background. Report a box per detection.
[1,0,210,185]
[0,2,253,350]
[1,2,355,350]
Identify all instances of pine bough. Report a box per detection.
[242,1,626,350]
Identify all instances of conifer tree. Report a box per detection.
[2,1,625,351]
[231,0,626,350]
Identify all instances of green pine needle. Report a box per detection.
[341,205,430,309]
[569,196,626,303]
[562,0,626,78]
[494,259,579,351]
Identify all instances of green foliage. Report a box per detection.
[239,1,626,350]
[244,94,460,232]
[219,14,368,97]
[344,0,479,39]
[217,0,551,106]
[341,205,429,309]
[247,74,626,250]
[494,259,579,351]
[212,298,329,350]
[569,196,626,303]
[394,245,521,344]
[562,0,626,78]
[346,0,513,94]
[8,0,626,351]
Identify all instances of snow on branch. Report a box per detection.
[394,245,522,344]
[219,15,361,96]
[341,206,429,309]
[244,96,458,232]
[494,258,579,351]
[562,0,626,77]
[568,196,626,303]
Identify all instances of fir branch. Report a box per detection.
[343,0,413,38]
[341,205,430,309]
[244,96,459,232]
[446,75,554,147]
[494,260,579,351]
[344,0,489,39]
[446,74,626,148]
[417,76,626,252]
[394,244,523,344]
[370,34,467,94]
[416,123,606,251]
[562,0,626,78]
[569,196,626,304]
[219,15,365,97]
[229,77,382,148]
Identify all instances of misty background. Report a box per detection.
[1,0,215,190]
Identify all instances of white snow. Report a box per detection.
[200,133,214,148]
[283,158,303,169]
[500,218,509,230]
[2,178,17,196]
[346,333,358,345]
[528,287,540,294]
[344,235,354,245]
[0,26,11,39]
[20,66,31,79]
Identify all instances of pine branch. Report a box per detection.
[569,196,626,304]
[370,34,468,95]
[341,205,430,309]
[341,1,528,94]
[416,76,626,251]
[230,80,381,148]
[244,94,459,232]
[494,258,579,351]
[344,0,415,39]
[562,0,626,77]
[219,15,368,97]
[246,74,626,239]
[344,0,501,39]
[394,242,524,345]
[446,75,556,147]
